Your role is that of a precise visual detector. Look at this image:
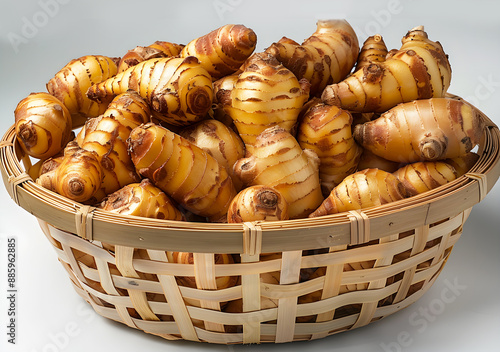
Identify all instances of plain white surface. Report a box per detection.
[1,0,499,351]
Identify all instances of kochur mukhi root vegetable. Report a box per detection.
[309,168,408,217]
[444,152,480,177]
[127,123,237,222]
[211,74,240,128]
[233,126,323,219]
[180,24,257,80]
[353,98,485,163]
[227,185,289,223]
[355,34,388,72]
[99,179,184,220]
[297,102,361,195]
[80,91,151,201]
[118,41,184,72]
[266,19,359,96]
[219,52,310,146]
[322,26,452,112]
[15,92,73,159]
[180,119,245,191]
[37,144,103,203]
[47,55,119,122]
[36,140,79,189]
[393,161,458,196]
[87,56,213,126]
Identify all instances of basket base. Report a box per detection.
[35,208,467,344]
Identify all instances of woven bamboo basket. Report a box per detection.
[1,94,499,344]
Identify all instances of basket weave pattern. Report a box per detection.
[1,95,499,344]
[38,213,466,344]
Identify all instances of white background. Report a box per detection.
[1,0,499,351]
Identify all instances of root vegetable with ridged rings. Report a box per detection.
[80,91,151,202]
[15,92,73,160]
[35,140,79,185]
[353,98,485,163]
[355,34,388,71]
[266,19,359,97]
[87,56,213,126]
[227,185,289,223]
[46,55,119,124]
[322,26,452,113]
[127,123,237,222]
[37,144,103,203]
[219,52,310,146]
[444,152,480,177]
[99,179,185,220]
[180,119,245,191]
[309,168,408,217]
[393,161,458,196]
[118,41,184,72]
[180,24,257,80]
[297,101,361,195]
[233,126,323,219]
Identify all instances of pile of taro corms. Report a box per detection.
[15,20,484,225]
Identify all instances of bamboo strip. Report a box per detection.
[240,268,261,343]
[275,250,302,343]
[192,253,225,333]
[37,218,61,249]
[74,205,95,241]
[69,266,140,328]
[60,242,89,286]
[115,246,160,321]
[146,250,199,342]
[187,305,277,326]
[310,245,348,340]
[47,224,116,261]
[94,258,121,296]
[348,210,371,245]
[7,172,31,205]
[351,237,396,329]
[465,172,488,202]
[240,223,263,344]
[393,225,430,303]
[194,328,243,344]
[0,140,13,148]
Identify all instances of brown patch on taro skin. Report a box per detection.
[363,63,384,84]
[18,121,38,148]
[256,189,278,209]
[353,122,388,148]
[406,54,433,98]
[127,126,155,161]
[187,88,211,116]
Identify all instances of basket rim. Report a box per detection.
[2,95,500,253]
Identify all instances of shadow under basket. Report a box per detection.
[1,95,499,344]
